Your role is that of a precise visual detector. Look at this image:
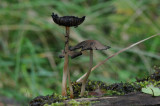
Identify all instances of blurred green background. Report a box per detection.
[0,0,160,105]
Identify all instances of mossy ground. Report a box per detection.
[29,67,160,106]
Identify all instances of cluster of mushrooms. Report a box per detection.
[51,13,110,98]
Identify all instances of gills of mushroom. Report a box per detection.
[51,13,85,98]
[70,40,110,96]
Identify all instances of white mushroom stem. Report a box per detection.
[68,66,74,98]
[80,50,93,96]
[62,27,69,96]
[62,27,74,98]
[77,33,160,83]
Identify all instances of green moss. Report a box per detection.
[44,102,64,106]
[68,99,98,106]
[29,93,68,106]
[68,99,80,106]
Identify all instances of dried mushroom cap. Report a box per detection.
[51,13,85,27]
[70,40,111,51]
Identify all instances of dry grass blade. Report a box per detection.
[77,33,160,82]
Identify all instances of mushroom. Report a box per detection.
[70,40,110,96]
[52,13,85,27]
[51,13,85,98]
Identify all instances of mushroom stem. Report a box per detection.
[68,68,74,98]
[62,27,74,98]
[62,27,69,96]
[80,50,93,96]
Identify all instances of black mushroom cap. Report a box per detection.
[70,40,111,51]
[51,13,85,27]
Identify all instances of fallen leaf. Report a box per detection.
[142,85,160,96]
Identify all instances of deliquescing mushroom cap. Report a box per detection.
[70,40,111,51]
[51,13,85,27]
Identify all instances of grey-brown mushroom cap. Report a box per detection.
[70,40,111,51]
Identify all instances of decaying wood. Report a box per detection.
[64,93,160,106]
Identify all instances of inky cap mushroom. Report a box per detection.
[70,40,111,51]
[51,13,85,27]
[51,13,85,98]
[70,40,110,96]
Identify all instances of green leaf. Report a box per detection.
[142,85,160,96]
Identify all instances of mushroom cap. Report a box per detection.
[51,13,85,27]
[70,40,111,51]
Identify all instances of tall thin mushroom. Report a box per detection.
[70,40,110,96]
[51,13,85,98]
